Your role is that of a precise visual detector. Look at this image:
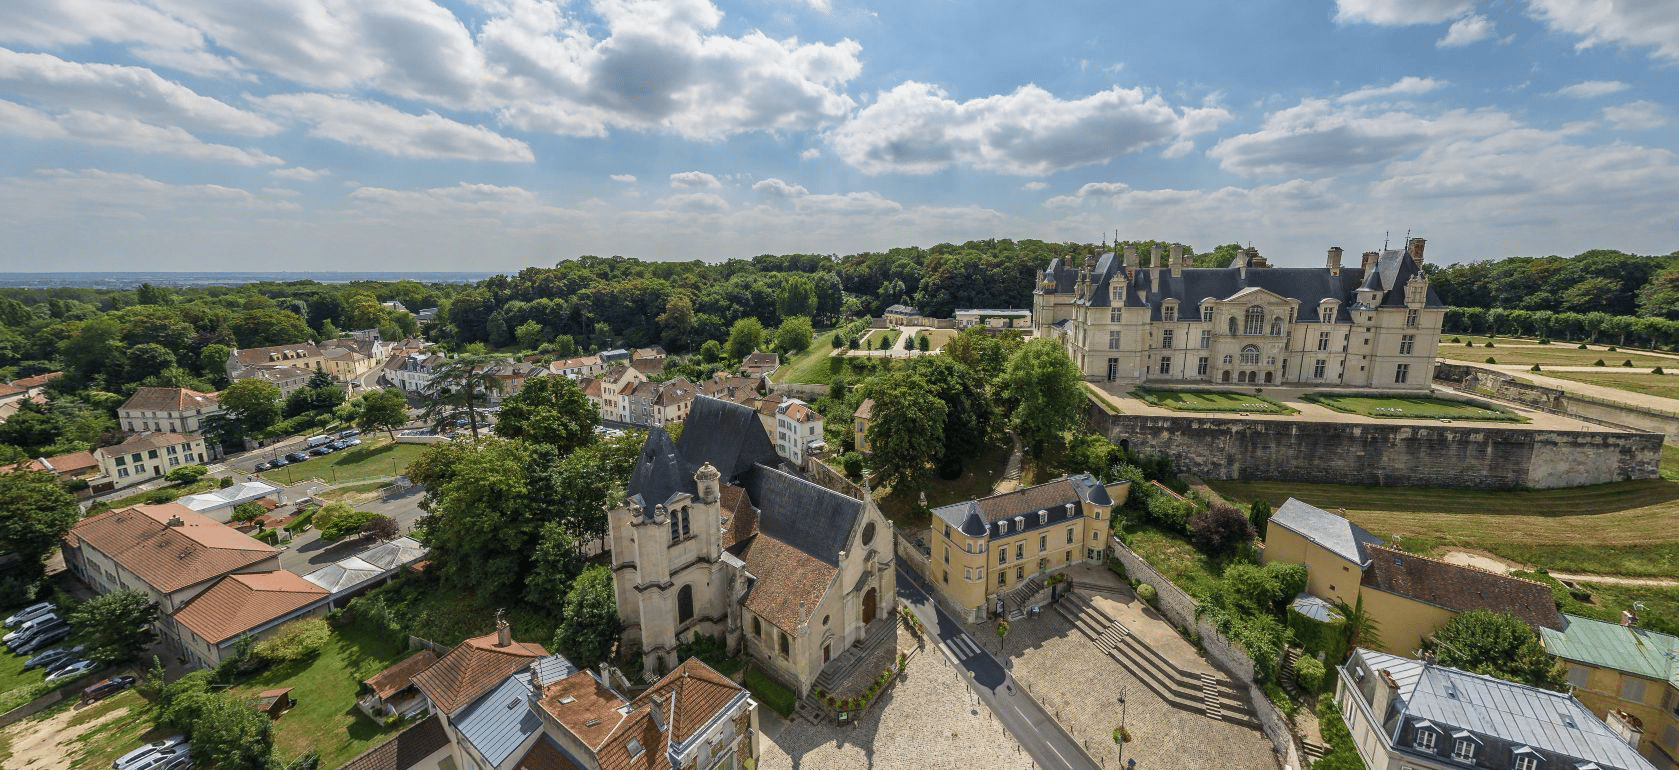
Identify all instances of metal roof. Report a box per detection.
[1289,593,1344,624]
[1540,614,1679,685]
[1268,497,1383,567]
[453,674,544,768]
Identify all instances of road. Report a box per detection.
[895,564,1101,770]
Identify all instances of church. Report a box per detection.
[1034,238,1446,389]
[607,395,895,696]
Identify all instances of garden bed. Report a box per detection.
[1301,393,1524,422]
[1130,388,1294,414]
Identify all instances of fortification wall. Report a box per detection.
[1435,362,1679,443]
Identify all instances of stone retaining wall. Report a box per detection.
[1435,361,1679,443]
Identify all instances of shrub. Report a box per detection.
[144,490,176,504]
[1537,337,1549,344]
[1531,364,1542,372]
[1485,341,1495,348]
[253,618,330,664]
[1656,367,1665,375]
[1608,346,1618,351]
[165,465,208,484]
[1578,343,1589,349]
[1466,339,1475,346]
[283,506,316,532]
[230,502,266,523]
[255,528,279,545]
[1594,359,1606,366]
[1485,357,1497,364]
[1135,583,1158,605]
[1450,336,1461,343]
[360,514,400,541]
[1187,504,1254,558]
[1623,360,1634,367]
[218,477,234,489]
[320,509,377,540]
[840,451,864,481]
[1293,655,1326,693]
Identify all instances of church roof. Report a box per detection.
[624,396,781,512]
[741,465,863,569]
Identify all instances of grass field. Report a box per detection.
[860,329,899,350]
[105,477,219,508]
[769,329,839,384]
[1515,570,1679,637]
[1302,394,1524,422]
[1130,388,1294,414]
[260,439,426,486]
[914,328,957,351]
[0,646,48,714]
[1435,337,1675,368]
[1539,370,1679,401]
[873,444,1012,528]
[1213,479,1679,578]
[62,689,161,770]
[1121,524,1223,601]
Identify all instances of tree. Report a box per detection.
[1333,594,1382,654]
[0,469,80,580]
[775,316,813,353]
[1188,504,1254,558]
[356,388,409,443]
[1249,501,1272,540]
[125,343,177,382]
[198,344,232,385]
[725,317,763,361]
[229,502,265,524]
[777,275,817,319]
[493,375,597,453]
[220,379,281,434]
[69,590,160,665]
[553,565,621,669]
[863,371,947,492]
[165,464,208,484]
[995,338,1085,458]
[359,514,400,541]
[314,502,376,540]
[230,308,313,348]
[525,522,585,604]
[906,356,992,473]
[699,339,723,363]
[424,355,501,439]
[136,283,171,306]
[1424,609,1567,691]
[190,693,276,770]
[514,320,546,350]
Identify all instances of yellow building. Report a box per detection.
[929,475,1128,622]
[852,398,874,453]
[1263,498,1562,656]
[1541,614,1679,769]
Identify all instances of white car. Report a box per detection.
[4,602,53,628]
[114,736,187,770]
[44,659,97,683]
[4,614,60,645]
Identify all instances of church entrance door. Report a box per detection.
[862,588,877,624]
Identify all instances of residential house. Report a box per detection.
[597,365,649,423]
[390,353,446,394]
[699,373,763,403]
[228,343,326,382]
[852,398,874,453]
[1337,647,1657,770]
[740,351,779,378]
[600,348,631,364]
[416,307,439,324]
[118,387,222,436]
[240,365,316,399]
[625,376,698,427]
[94,432,210,488]
[169,571,331,669]
[1034,239,1445,388]
[1541,614,1679,768]
[630,346,668,376]
[319,336,387,383]
[775,398,824,465]
[954,308,1032,328]
[0,372,58,422]
[550,354,604,380]
[929,475,1128,621]
[1262,498,1563,655]
[8,450,101,487]
[382,300,411,315]
[883,304,922,327]
[610,396,896,695]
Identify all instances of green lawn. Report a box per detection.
[0,646,49,714]
[770,329,840,384]
[1214,478,1679,578]
[860,329,899,350]
[914,329,957,351]
[1121,524,1223,601]
[227,624,410,769]
[743,665,795,718]
[105,477,219,508]
[1540,370,1679,401]
[1515,570,1679,638]
[1301,394,1524,422]
[1130,388,1294,414]
[1436,337,1675,368]
[260,439,427,486]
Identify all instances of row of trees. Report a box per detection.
[1428,248,1679,317]
[1444,306,1679,349]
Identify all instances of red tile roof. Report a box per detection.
[119,387,219,413]
[10,372,62,388]
[1360,545,1564,631]
[411,630,547,714]
[538,671,631,752]
[171,570,328,644]
[338,715,450,770]
[730,533,835,633]
[101,432,200,456]
[364,650,439,699]
[513,737,586,770]
[68,504,278,593]
[633,658,743,746]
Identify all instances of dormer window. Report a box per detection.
[1451,733,1479,763]
[1512,748,1541,770]
[1414,729,1436,752]
[1201,302,1215,322]
[1014,515,1026,532]
[999,520,1009,535]
[1162,301,1177,322]
[1038,509,1048,526]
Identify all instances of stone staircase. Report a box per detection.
[1055,591,1260,729]
[794,618,898,724]
[1002,574,1046,612]
[1279,647,1305,702]
[1302,739,1330,764]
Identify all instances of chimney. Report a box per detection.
[166,515,184,527]
[1170,243,1185,278]
[1372,667,1399,716]
[1361,250,1380,273]
[1149,244,1163,269]
[1123,245,1138,278]
[496,616,511,647]
[1405,237,1427,268]
[649,694,667,733]
[1327,247,1344,276]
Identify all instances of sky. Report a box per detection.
[0,0,1676,272]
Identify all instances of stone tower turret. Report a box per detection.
[695,462,720,504]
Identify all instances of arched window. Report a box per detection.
[1227,317,1238,335]
[1240,345,1260,365]
[1237,371,1248,383]
[1222,354,1233,365]
[1222,371,1231,382]
[678,584,694,624]
[1245,306,1265,335]
[1270,317,1282,336]
[670,515,680,543]
[1263,371,1274,384]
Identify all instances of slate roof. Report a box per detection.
[411,631,548,715]
[1360,545,1563,631]
[730,533,836,633]
[119,387,219,413]
[1268,497,1383,567]
[101,431,199,456]
[626,396,780,510]
[337,715,450,770]
[1540,614,1679,684]
[741,464,862,568]
[363,650,439,699]
[67,503,278,593]
[930,474,1107,540]
[1349,648,1654,770]
[454,674,547,768]
[170,570,328,644]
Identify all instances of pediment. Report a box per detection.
[1221,286,1290,304]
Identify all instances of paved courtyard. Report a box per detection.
[758,629,1033,770]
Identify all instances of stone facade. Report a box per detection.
[1087,404,1661,489]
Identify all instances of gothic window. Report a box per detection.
[1270,317,1282,336]
[678,584,694,624]
[1240,345,1260,366]
[1244,306,1265,335]
[670,516,680,543]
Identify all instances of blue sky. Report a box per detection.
[0,0,1674,271]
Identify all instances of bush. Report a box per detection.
[283,506,316,532]
[1450,336,1461,343]
[1293,655,1326,693]
[165,465,208,484]
[1135,583,1158,605]
[144,490,176,504]
[1655,367,1665,375]
[252,618,330,664]
[1187,504,1253,558]
[1531,364,1542,372]
[1466,339,1475,346]
[360,514,399,541]
[230,502,266,523]
[320,509,377,540]
[1485,357,1497,364]
[1578,343,1589,349]
[1485,341,1495,348]
[1537,337,1549,344]
[1594,359,1606,366]
[218,477,234,489]
[1623,360,1634,367]
[255,528,279,545]
[1608,346,1618,352]
[840,451,864,481]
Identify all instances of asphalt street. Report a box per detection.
[896,564,1101,770]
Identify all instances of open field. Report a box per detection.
[913,328,957,351]
[1538,370,1679,401]
[768,329,838,384]
[0,645,47,713]
[1436,337,1675,368]
[859,328,899,350]
[1130,388,1294,414]
[1121,524,1222,600]
[1514,570,1679,637]
[259,439,425,486]
[104,477,218,508]
[1303,393,1523,422]
[1212,479,1679,578]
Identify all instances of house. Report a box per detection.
[169,571,331,669]
[954,308,1032,328]
[1337,647,1657,770]
[610,396,896,696]
[0,372,58,422]
[228,343,326,382]
[319,336,387,383]
[390,353,446,394]
[237,365,315,399]
[698,373,763,403]
[624,376,698,428]
[8,450,101,487]
[1262,498,1563,655]
[883,304,922,327]
[630,346,668,376]
[1540,614,1679,768]
[63,503,281,612]
[740,351,779,377]
[94,432,210,489]
[382,300,411,315]
[117,387,222,437]
[774,398,824,465]
[598,365,648,423]
[600,348,631,364]
[550,354,604,380]
[177,481,284,520]
[1034,239,1445,388]
[416,307,439,324]
[852,398,874,453]
[929,475,1128,621]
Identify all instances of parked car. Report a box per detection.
[305,434,334,448]
[81,674,137,703]
[4,602,54,628]
[114,735,187,770]
[155,753,192,770]
[255,461,273,471]
[270,457,288,467]
[286,451,310,463]
[339,429,360,439]
[13,624,72,654]
[44,659,97,683]
[24,644,84,671]
[344,437,362,446]
[4,614,62,646]
[309,445,334,456]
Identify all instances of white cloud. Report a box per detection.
[271,166,330,180]
[800,147,822,160]
[610,174,637,183]
[0,99,282,166]
[1333,0,1477,25]
[1438,14,1496,47]
[752,178,809,198]
[1553,80,1631,99]
[669,171,722,189]
[0,0,245,77]
[1208,98,1515,177]
[1339,77,1449,103]
[1021,181,1048,191]
[658,192,730,213]
[829,81,1228,176]
[0,48,277,135]
[1603,101,1667,131]
[793,0,832,10]
[256,93,533,162]
[1527,0,1679,61]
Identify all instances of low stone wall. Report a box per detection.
[770,382,830,401]
[394,433,449,444]
[1108,537,1302,770]
[1087,400,1661,489]
[801,457,864,500]
[1435,362,1679,443]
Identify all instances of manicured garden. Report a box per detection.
[1540,370,1679,401]
[1435,335,1676,369]
[1301,393,1524,422]
[258,439,427,486]
[1129,388,1294,414]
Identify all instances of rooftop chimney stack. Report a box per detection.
[649,695,667,733]
[1327,247,1344,276]
[1169,243,1185,278]
[1361,250,1380,273]
[496,614,511,647]
[166,515,184,528]
[1123,245,1139,278]
[1149,244,1163,269]
[1406,237,1427,269]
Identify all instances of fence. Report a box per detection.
[1108,536,1304,770]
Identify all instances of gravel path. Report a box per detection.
[1441,549,1679,587]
